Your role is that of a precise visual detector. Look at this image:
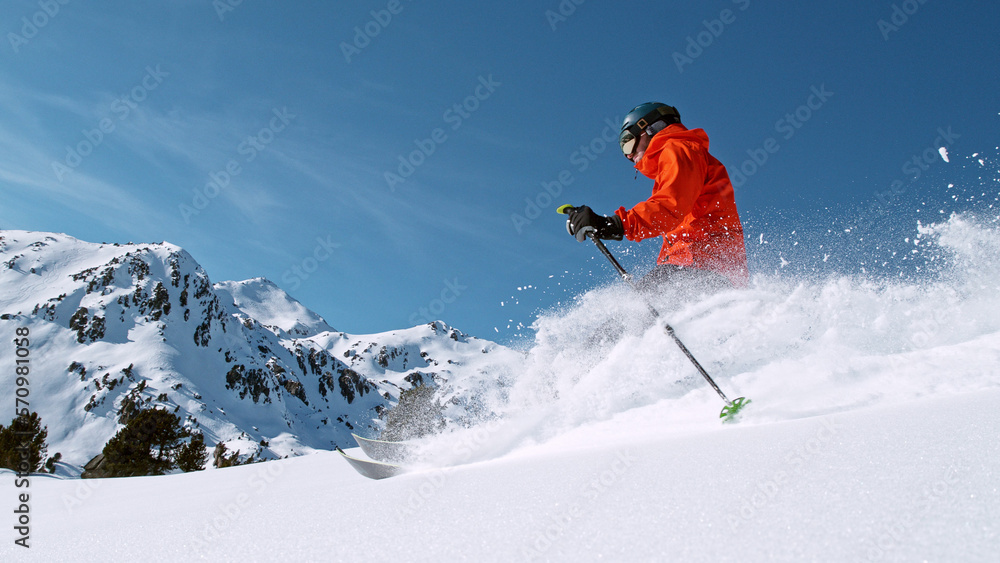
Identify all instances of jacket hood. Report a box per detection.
[634,124,710,179]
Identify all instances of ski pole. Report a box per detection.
[557,204,750,422]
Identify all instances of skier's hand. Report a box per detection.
[565,205,624,243]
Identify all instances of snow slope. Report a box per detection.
[2,213,1000,560]
[214,278,335,338]
[2,389,996,561]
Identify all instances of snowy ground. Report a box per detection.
[4,214,1000,561]
[2,388,997,562]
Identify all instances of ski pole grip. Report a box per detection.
[575,226,596,243]
[558,204,591,242]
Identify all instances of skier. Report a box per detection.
[565,102,749,293]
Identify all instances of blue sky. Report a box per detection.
[2,0,998,342]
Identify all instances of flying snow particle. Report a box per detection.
[938,147,949,162]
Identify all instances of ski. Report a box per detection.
[336,446,407,480]
[352,433,417,464]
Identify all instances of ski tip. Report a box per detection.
[720,397,751,424]
[336,445,408,480]
[352,432,410,445]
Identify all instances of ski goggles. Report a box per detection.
[619,128,641,157]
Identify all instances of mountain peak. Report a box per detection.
[0,229,520,472]
[214,277,335,338]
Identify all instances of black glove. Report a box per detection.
[566,205,624,243]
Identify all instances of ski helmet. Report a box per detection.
[619,102,681,156]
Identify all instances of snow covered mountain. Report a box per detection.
[213,278,335,339]
[0,230,521,470]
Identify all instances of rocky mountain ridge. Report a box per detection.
[0,230,520,472]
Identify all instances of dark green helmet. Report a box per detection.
[619,102,681,156]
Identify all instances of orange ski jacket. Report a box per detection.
[615,124,749,287]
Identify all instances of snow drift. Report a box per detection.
[402,213,1000,465]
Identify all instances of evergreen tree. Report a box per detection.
[101,408,187,477]
[0,412,48,473]
[176,433,208,472]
